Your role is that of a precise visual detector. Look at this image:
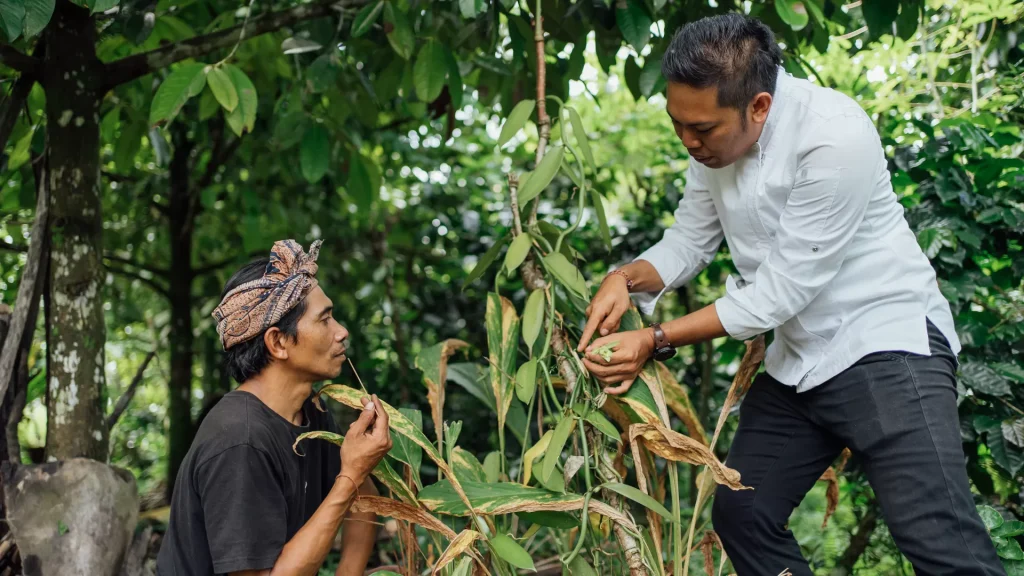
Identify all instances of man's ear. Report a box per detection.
[263,327,289,361]
[749,92,772,125]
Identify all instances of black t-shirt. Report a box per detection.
[156,390,341,575]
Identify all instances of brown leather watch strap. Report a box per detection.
[650,322,670,349]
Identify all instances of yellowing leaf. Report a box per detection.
[522,430,552,486]
[486,293,520,432]
[415,339,470,451]
[293,430,418,504]
[497,99,535,148]
[628,423,748,491]
[432,530,485,576]
[452,447,487,484]
[351,495,456,539]
[655,361,707,445]
[518,146,564,204]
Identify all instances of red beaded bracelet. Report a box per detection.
[605,269,633,290]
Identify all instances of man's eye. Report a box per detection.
[696,126,712,134]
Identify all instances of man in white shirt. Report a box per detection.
[578,14,1003,575]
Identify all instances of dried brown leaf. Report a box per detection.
[818,467,839,529]
[431,530,488,576]
[836,447,852,473]
[698,530,724,576]
[710,336,765,448]
[656,361,708,445]
[629,423,748,491]
[415,339,470,451]
[351,495,457,540]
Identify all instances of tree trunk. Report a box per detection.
[43,0,108,462]
[166,126,196,498]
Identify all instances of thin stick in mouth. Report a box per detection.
[347,357,369,395]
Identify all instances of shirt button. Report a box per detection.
[811,245,819,252]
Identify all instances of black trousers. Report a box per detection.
[713,322,1004,575]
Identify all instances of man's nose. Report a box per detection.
[681,128,701,150]
[336,325,349,342]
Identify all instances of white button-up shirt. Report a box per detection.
[634,70,960,391]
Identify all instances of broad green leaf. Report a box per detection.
[497,99,535,148]
[486,293,520,432]
[961,362,1011,397]
[463,232,508,288]
[414,39,447,102]
[639,55,665,98]
[518,146,564,204]
[483,451,500,483]
[223,65,257,136]
[522,289,545,353]
[148,127,170,167]
[591,191,612,251]
[565,555,599,576]
[861,0,899,40]
[978,505,1004,532]
[503,233,532,275]
[0,0,25,42]
[616,0,651,51]
[88,0,118,13]
[999,538,1024,561]
[374,456,419,504]
[300,124,330,183]
[995,521,1024,538]
[567,107,595,173]
[572,404,620,442]
[149,63,207,126]
[383,3,414,60]
[543,252,589,300]
[391,408,423,479]
[489,533,535,572]
[515,359,538,404]
[452,447,487,483]
[522,430,551,486]
[600,482,672,521]
[115,119,147,172]
[23,0,53,38]
[347,151,381,212]
[541,416,576,486]
[207,67,238,113]
[895,0,921,39]
[351,0,384,37]
[458,0,485,18]
[415,339,470,449]
[994,362,1024,384]
[419,480,581,516]
[775,0,809,30]
[198,88,219,121]
[6,125,34,171]
[624,56,642,101]
[519,510,579,529]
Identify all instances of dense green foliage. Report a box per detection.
[0,0,1022,573]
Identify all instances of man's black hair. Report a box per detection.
[661,14,783,110]
[220,259,306,383]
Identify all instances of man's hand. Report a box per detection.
[578,274,633,352]
[340,395,392,484]
[582,329,655,395]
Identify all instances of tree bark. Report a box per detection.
[43,0,108,462]
[166,125,196,498]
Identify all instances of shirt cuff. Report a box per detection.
[714,275,766,340]
[630,244,689,316]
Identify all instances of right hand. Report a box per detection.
[577,274,632,352]
[340,395,392,483]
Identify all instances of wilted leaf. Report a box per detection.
[515,359,538,404]
[543,252,589,299]
[504,233,533,275]
[541,416,576,488]
[518,146,564,204]
[489,533,535,572]
[522,289,545,353]
[600,481,672,521]
[698,530,724,576]
[563,455,585,484]
[817,467,839,529]
[655,362,707,445]
[431,530,485,576]
[497,99,535,148]
[351,495,456,539]
[629,423,748,491]
[463,232,508,289]
[415,339,470,450]
[486,294,520,433]
[292,430,344,456]
[708,336,766,447]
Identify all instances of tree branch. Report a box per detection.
[107,350,157,430]
[104,254,169,276]
[105,264,171,297]
[0,240,28,253]
[103,0,369,89]
[0,46,41,76]
[193,249,265,276]
[0,75,34,155]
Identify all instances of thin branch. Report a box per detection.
[107,350,157,430]
[104,254,169,276]
[193,248,265,276]
[0,46,41,76]
[105,264,171,297]
[103,0,369,89]
[0,75,34,155]
[0,240,28,253]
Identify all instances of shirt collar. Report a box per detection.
[751,67,788,159]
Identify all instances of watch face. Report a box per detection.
[654,347,676,362]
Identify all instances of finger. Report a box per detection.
[577,306,607,352]
[348,405,376,435]
[599,305,624,337]
[582,358,615,379]
[603,377,636,396]
[372,396,390,438]
[360,396,371,408]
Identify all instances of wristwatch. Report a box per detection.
[650,322,676,361]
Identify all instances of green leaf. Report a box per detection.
[414,39,448,102]
[489,533,536,571]
[464,233,508,288]
[351,0,384,37]
[861,0,899,40]
[459,0,485,19]
[601,482,672,521]
[624,56,642,101]
[6,125,34,171]
[207,67,238,113]
[57,520,68,536]
[567,107,594,173]
[515,359,538,404]
[1003,419,1024,448]
[23,0,54,38]
[775,0,810,30]
[149,63,207,126]
[281,37,323,55]
[994,521,1024,539]
[1006,560,1024,576]
[374,457,419,504]
[616,0,651,51]
[483,451,501,483]
[223,64,257,136]
[639,55,665,98]
[418,480,581,515]
[518,146,564,204]
[518,511,579,529]
[299,124,330,183]
[999,538,1024,561]
[114,119,146,172]
[917,227,956,259]
[541,416,575,486]
[347,151,380,212]
[979,505,1006,531]
[591,191,612,252]
[391,408,424,476]
[198,87,219,121]
[498,99,536,149]
[504,233,532,275]
[566,555,599,576]
[452,447,487,483]
[895,0,921,40]
[993,362,1024,384]
[383,3,414,60]
[572,404,620,442]
[0,0,25,42]
[961,362,1011,397]
[89,0,118,13]
[543,252,589,299]
[522,289,545,353]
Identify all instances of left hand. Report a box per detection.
[581,329,655,395]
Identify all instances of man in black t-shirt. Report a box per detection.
[157,240,392,576]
